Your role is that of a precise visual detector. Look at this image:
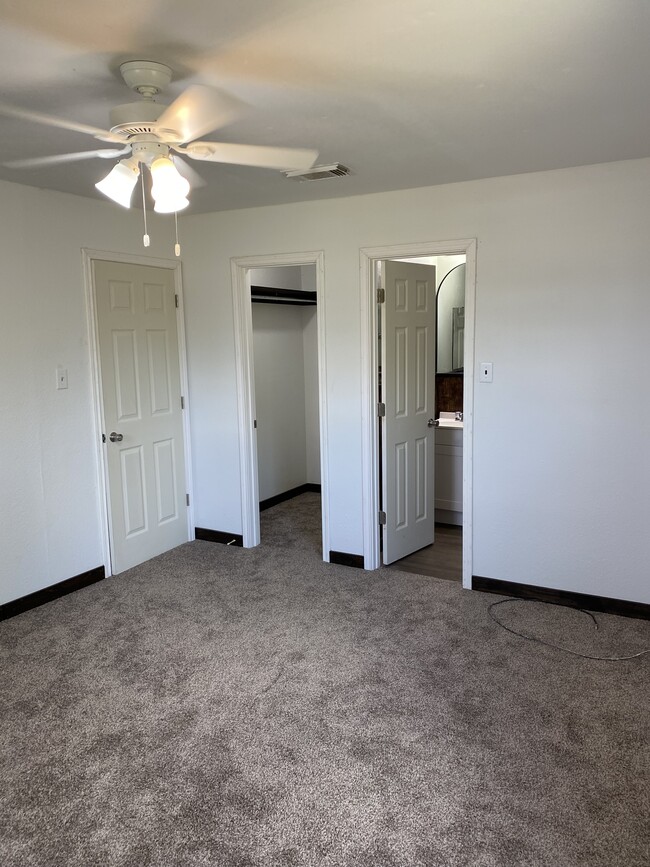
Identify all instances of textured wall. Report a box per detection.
[3,157,650,606]
[0,180,175,604]
[182,158,650,603]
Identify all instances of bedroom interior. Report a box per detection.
[1,2,649,864]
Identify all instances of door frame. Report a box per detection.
[82,248,195,577]
[360,239,477,587]
[231,250,330,556]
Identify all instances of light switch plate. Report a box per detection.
[56,367,68,390]
[479,362,493,383]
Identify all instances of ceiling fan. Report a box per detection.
[0,60,319,213]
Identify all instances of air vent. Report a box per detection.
[283,163,351,181]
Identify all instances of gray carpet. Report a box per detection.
[1,493,649,866]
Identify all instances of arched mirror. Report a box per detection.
[436,263,465,373]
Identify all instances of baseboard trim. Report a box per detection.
[0,566,105,622]
[472,575,650,621]
[329,550,365,569]
[260,483,321,512]
[195,527,244,547]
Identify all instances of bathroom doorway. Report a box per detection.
[359,239,476,588]
[382,254,466,581]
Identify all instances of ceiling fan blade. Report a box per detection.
[171,155,206,189]
[157,85,244,144]
[0,102,121,143]
[4,146,132,170]
[178,141,318,171]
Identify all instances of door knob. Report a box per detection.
[109,432,123,442]
[427,418,438,428]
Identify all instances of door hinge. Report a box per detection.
[175,294,179,308]
[377,402,386,417]
[377,286,385,304]
[181,395,185,409]
[253,419,257,429]
[378,510,387,525]
[186,494,190,506]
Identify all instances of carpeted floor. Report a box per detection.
[1,493,649,866]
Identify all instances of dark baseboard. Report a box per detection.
[0,566,105,622]
[329,550,365,569]
[195,527,244,547]
[472,575,650,621]
[260,483,321,512]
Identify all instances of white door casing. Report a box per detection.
[92,259,189,574]
[381,260,436,564]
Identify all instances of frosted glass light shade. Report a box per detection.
[153,196,190,214]
[95,160,139,208]
[150,157,190,202]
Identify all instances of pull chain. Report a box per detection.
[141,171,150,247]
[174,211,181,257]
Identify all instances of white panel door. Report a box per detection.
[381,261,436,564]
[94,260,188,573]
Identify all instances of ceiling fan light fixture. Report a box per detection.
[95,160,140,208]
[0,60,321,251]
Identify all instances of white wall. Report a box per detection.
[181,157,650,604]
[302,306,321,484]
[436,255,465,287]
[3,158,649,608]
[252,303,308,500]
[0,179,176,605]
[249,266,303,290]
[300,264,317,292]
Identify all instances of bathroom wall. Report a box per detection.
[436,259,465,373]
[398,252,465,415]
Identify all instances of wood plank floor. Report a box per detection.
[386,524,462,581]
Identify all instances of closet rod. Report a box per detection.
[250,286,317,306]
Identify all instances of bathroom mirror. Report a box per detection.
[436,263,465,373]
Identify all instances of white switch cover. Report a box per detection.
[479,362,493,383]
[56,367,68,390]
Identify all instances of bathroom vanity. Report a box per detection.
[435,421,463,525]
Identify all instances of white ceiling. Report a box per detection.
[1,0,649,213]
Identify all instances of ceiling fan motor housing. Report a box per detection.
[109,101,168,136]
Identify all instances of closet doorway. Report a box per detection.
[231,252,330,557]
[251,266,321,546]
